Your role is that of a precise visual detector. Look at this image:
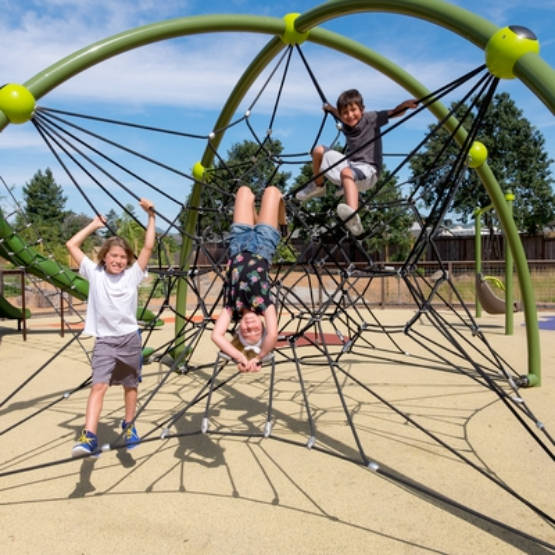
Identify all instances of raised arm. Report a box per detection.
[323,102,340,120]
[388,99,419,118]
[65,214,106,267]
[211,308,251,371]
[257,304,278,362]
[136,198,156,271]
[240,305,278,372]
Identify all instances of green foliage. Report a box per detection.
[116,203,178,265]
[20,168,66,236]
[273,239,297,263]
[363,169,413,261]
[216,138,290,193]
[103,208,119,237]
[116,204,144,254]
[409,92,554,234]
[13,168,92,264]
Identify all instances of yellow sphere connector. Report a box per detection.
[466,141,488,169]
[281,13,309,45]
[192,161,205,181]
[485,26,539,79]
[0,84,36,124]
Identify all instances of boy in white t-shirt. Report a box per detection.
[66,198,156,457]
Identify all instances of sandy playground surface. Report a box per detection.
[0,307,554,554]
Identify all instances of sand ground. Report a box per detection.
[0,307,554,554]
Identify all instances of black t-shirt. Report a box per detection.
[224,251,273,322]
[343,110,389,171]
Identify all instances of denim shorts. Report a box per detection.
[229,223,280,263]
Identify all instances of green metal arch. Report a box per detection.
[0,1,552,382]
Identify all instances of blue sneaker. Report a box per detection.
[72,429,99,458]
[122,420,140,450]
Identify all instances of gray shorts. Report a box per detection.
[91,330,142,388]
[321,148,379,193]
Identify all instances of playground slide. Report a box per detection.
[0,294,30,320]
[0,210,162,326]
[475,273,521,315]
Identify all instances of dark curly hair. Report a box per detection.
[336,89,364,112]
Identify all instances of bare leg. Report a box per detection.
[341,167,358,210]
[312,145,325,187]
[123,386,138,423]
[233,186,256,225]
[84,382,109,434]
[257,186,284,229]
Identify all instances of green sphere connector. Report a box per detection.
[485,26,539,79]
[192,161,205,181]
[467,141,488,168]
[281,13,309,45]
[0,83,36,124]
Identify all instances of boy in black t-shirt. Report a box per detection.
[297,89,418,236]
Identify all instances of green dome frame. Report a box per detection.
[1,0,553,383]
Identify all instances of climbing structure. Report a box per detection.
[0,1,553,547]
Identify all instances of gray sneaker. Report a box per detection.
[337,203,363,236]
[296,181,325,202]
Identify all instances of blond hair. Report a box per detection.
[231,336,260,361]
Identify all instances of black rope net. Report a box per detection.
[0,44,553,545]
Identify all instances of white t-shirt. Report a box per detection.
[80,256,147,337]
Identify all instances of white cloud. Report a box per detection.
[0,126,43,149]
[1,0,553,201]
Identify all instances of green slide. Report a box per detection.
[0,209,162,327]
[0,294,30,320]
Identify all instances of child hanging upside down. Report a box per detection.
[297,88,418,236]
[211,185,285,372]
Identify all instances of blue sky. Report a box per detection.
[0,0,553,225]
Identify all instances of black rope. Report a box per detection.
[1,55,551,539]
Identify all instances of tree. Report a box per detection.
[116,204,144,254]
[103,208,119,237]
[116,204,178,266]
[13,168,70,261]
[21,168,67,242]
[62,212,102,261]
[409,92,554,235]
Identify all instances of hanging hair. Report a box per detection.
[96,236,134,267]
[336,89,364,112]
[231,325,267,360]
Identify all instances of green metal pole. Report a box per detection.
[514,53,555,116]
[505,191,515,336]
[307,25,542,383]
[476,165,540,385]
[0,15,286,131]
[296,0,497,48]
[295,0,554,115]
